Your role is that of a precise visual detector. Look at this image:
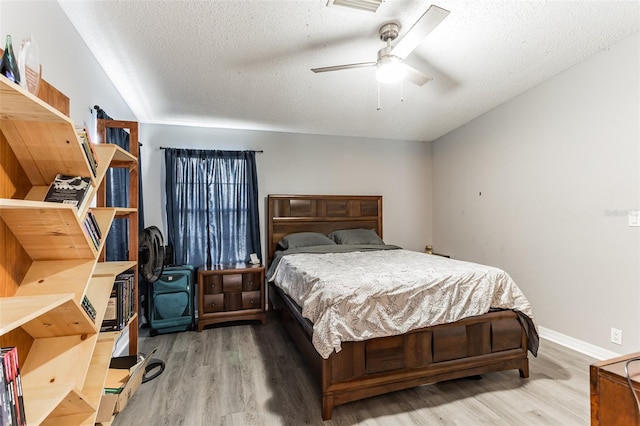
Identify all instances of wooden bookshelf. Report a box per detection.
[0,74,139,424]
[96,118,140,356]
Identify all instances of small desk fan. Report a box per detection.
[138,226,165,282]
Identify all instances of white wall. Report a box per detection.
[0,1,134,126]
[432,33,640,355]
[139,124,433,260]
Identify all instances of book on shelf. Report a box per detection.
[44,174,92,212]
[82,213,101,251]
[75,126,99,177]
[86,210,102,239]
[101,271,136,332]
[81,295,97,323]
[1,347,26,426]
[82,222,98,251]
[0,355,10,426]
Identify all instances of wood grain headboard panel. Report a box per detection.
[266,194,382,266]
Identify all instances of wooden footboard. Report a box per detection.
[270,283,529,420]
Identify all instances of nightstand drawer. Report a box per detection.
[203,294,224,313]
[202,275,222,294]
[242,273,260,291]
[222,274,243,293]
[242,291,261,309]
[225,292,242,311]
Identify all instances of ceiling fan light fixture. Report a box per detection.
[327,0,384,13]
[376,56,405,84]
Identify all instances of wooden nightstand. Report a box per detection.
[197,263,266,331]
[590,352,640,425]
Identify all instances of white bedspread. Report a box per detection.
[270,249,536,359]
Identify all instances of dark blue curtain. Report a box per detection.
[164,148,260,267]
[96,108,145,261]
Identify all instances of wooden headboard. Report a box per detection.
[266,194,382,266]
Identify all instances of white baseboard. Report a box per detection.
[539,326,621,360]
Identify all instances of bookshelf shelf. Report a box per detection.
[0,199,96,260]
[21,383,89,426]
[21,334,98,423]
[0,73,139,424]
[0,294,81,335]
[15,260,95,301]
[0,76,97,187]
[93,261,138,278]
[83,337,117,409]
[113,207,137,218]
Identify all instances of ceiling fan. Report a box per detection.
[311,4,450,86]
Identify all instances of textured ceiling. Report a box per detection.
[58,0,640,142]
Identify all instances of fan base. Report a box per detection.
[379,23,399,42]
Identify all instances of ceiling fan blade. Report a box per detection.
[311,62,376,73]
[403,64,433,87]
[390,5,450,59]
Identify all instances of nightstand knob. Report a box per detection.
[211,303,215,308]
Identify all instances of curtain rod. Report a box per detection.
[159,147,263,153]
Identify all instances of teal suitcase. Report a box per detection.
[148,265,195,336]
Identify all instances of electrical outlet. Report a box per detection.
[610,328,623,345]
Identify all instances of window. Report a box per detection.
[164,149,260,267]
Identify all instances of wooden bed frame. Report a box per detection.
[266,194,529,420]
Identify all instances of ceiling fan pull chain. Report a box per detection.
[377,80,382,110]
[400,78,404,103]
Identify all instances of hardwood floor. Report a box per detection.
[112,313,594,425]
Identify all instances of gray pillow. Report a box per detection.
[328,228,385,245]
[277,232,336,250]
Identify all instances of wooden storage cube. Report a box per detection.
[241,291,261,309]
[222,274,242,293]
[202,274,222,294]
[203,294,224,313]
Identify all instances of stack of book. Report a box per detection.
[1,347,26,426]
[76,126,99,177]
[82,210,102,251]
[101,271,136,332]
